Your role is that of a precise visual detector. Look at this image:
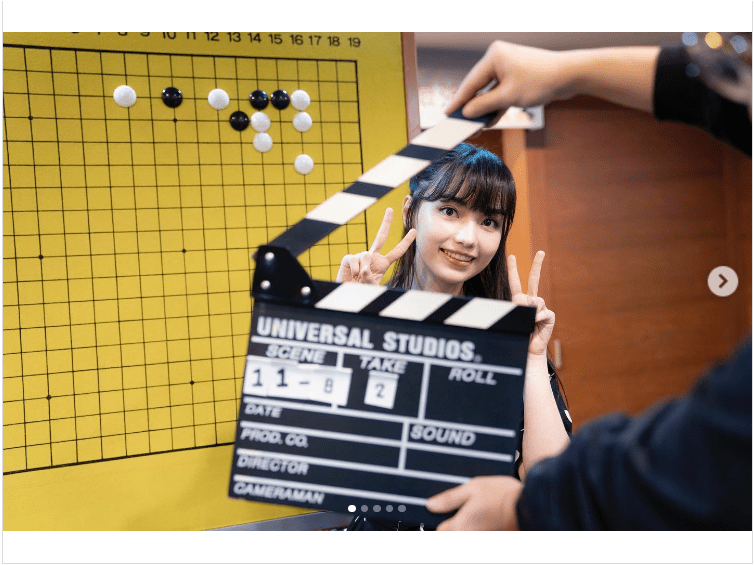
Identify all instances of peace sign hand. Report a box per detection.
[336,208,417,285]
[507,251,555,358]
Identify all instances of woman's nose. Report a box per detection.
[454,221,476,245]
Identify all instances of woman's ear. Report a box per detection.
[402,195,412,229]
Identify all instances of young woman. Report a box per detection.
[337,143,571,530]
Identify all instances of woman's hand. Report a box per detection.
[426,476,522,531]
[335,208,417,284]
[507,251,555,357]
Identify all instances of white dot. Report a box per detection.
[292,112,313,133]
[208,88,230,110]
[113,85,137,108]
[291,90,310,111]
[347,505,356,513]
[294,154,314,175]
[360,505,368,512]
[253,133,273,153]
[251,112,271,132]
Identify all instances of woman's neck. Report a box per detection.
[410,270,464,296]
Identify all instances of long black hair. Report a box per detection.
[388,142,568,413]
[388,142,516,299]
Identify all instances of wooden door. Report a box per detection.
[515,98,750,428]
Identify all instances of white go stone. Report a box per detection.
[251,112,271,132]
[113,85,137,108]
[294,154,314,175]
[253,133,273,153]
[208,88,230,110]
[292,111,313,133]
[291,90,310,111]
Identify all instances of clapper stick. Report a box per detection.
[229,108,536,527]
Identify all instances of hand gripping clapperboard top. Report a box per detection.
[228,110,537,527]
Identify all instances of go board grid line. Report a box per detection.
[4,87,29,472]
[123,50,145,456]
[231,57,252,411]
[193,52,218,445]
[93,48,118,461]
[165,52,181,450]
[28,46,54,469]
[4,45,367,473]
[138,50,160,454]
[208,54,225,445]
[50,46,79,467]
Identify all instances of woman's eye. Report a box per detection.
[482,218,499,228]
[439,206,456,217]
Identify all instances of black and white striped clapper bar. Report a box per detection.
[228,110,537,527]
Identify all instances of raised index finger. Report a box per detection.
[383,228,417,264]
[527,250,545,298]
[369,208,394,254]
[445,48,497,117]
[507,254,523,297]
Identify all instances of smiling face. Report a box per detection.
[406,195,503,295]
[389,143,516,300]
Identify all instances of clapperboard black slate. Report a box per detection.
[228,109,537,527]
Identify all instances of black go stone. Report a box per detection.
[162,87,183,108]
[230,110,250,131]
[271,89,290,110]
[249,90,269,110]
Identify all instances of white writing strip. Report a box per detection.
[240,421,402,448]
[442,298,517,330]
[233,474,428,506]
[314,282,388,313]
[407,442,513,463]
[357,154,431,188]
[417,362,431,421]
[410,117,486,150]
[378,289,453,321]
[398,422,409,471]
[242,396,516,437]
[251,335,522,376]
[304,191,377,225]
[236,448,468,484]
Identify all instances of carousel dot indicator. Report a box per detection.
[290,89,310,111]
[251,111,271,132]
[113,85,137,108]
[271,89,290,110]
[161,86,183,108]
[253,132,273,153]
[208,88,230,110]
[292,111,313,133]
[294,154,314,175]
[229,111,250,131]
[250,90,269,110]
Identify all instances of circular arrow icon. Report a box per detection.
[708,266,739,297]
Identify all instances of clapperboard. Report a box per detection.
[228,110,536,527]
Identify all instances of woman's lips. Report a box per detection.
[441,248,474,266]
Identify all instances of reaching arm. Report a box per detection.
[445,41,661,119]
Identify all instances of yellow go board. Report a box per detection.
[3,32,412,530]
